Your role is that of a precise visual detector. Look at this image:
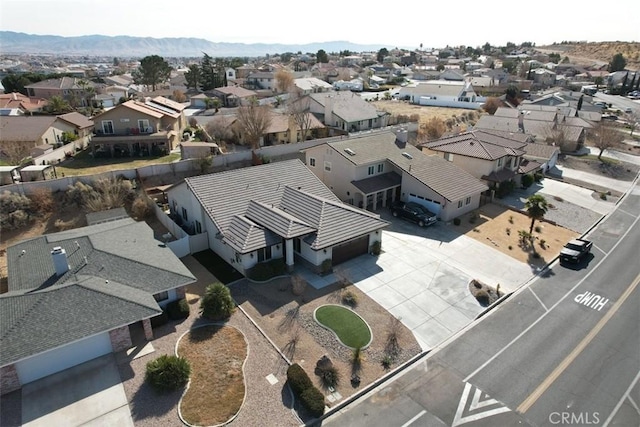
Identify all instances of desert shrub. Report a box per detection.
[287,363,313,395]
[300,387,325,418]
[342,290,358,308]
[352,347,363,367]
[54,218,77,231]
[64,181,98,207]
[496,181,516,198]
[150,311,169,328]
[521,174,534,189]
[320,259,332,275]
[421,117,446,139]
[247,258,286,281]
[370,240,381,255]
[534,225,542,233]
[381,354,393,369]
[317,365,340,388]
[145,355,191,392]
[0,191,32,230]
[200,282,235,320]
[599,192,607,200]
[131,194,153,219]
[28,188,55,214]
[166,298,189,320]
[453,217,461,226]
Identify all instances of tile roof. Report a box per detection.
[522,142,560,161]
[182,159,387,252]
[421,130,526,160]
[309,91,382,123]
[400,80,467,97]
[326,131,488,201]
[0,92,47,111]
[474,115,585,143]
[214,86,257,98]
[57,112,94,129]
[1,218,195,366]
[151,96,186,112]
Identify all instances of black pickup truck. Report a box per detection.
[559,238,593,263]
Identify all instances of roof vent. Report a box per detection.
[344,148,356,156]
[402,152,413,159]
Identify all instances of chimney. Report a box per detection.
[51,246,70,276]
[518,111,525,133]
[394,128,408,147]
[324,95,334,126]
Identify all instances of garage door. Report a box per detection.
[15,332,113,385]
[332,236,369,265]
[408,195,441,215]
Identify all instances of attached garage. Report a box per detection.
[15,332,113,385]
[408,194,442,215]
[332,235,370,265]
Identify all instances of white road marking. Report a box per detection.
[528,287,548,312]
[452,382,511,427]
[400,410,426,427]
[464,212,640,383]
[603,369,640,426]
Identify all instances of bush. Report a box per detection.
[287,363,313,395]
[166,298,190,320]
[521,174,534,189]
[29,188,55,214]
[318,365,340,388]
[0,191,32,230]
[369,240,381,255]
[150,311,169,328]
[342,290,358,308]
[453,217,461,226]
[145,355,191,392]
[200,282,235,320]
[300,387,326,417]
[131,194,153,219]
[320,259,332,275]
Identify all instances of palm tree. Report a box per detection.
[525,194,548,235]
[46,95,71,114]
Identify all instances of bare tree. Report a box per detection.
[0,143,31,165]
[205,118,234,146]
[236,99,272,149]
[287,93,314,142]
[275,69,295,93]
[419,117,446,140]
[592,122,624,160]
[542,122,572,152]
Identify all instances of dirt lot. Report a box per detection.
[230,277,422,411]
[372,100,480,129]
[457,203,578,268]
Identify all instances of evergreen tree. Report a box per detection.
[608,53,627,72]
[316,49,329,64]
[132,55,171,91]
[185,64,201,90]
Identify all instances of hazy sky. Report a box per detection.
[1,0,638,48]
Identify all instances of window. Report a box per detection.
[377,163,384,173]
[506,157,513,168]
[368,166,375,175]
[465,197,471,205]
[309,158,316,167]
[101,120,114,134]
[258,245,272,262]
[444,153,453,162]
[195,220,202,234]
[458,200,463,208]
[497,158,503,167]
[324,161,332,172]
[153,291,169,302]
[181,207,188,221]
[138,119,150,133]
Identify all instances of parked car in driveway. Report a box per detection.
[390,201,437,227]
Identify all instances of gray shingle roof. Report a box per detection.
[421,130,526,160]
[309,91,381,123]
[1,218,196,366]
[183,160,388,252]
[0,116,57,142]
[326,132,488,202]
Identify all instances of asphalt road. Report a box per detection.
[321,177,640,427]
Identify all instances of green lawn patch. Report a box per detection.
[193,249,244,285]
[314,304,372,349]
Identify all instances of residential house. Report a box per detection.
[210,86,257,107]
[307,91,389,133]
[419,130,542,191]
[0,92,47,116]
[333,79,364,92]
[90,96,186,157]
[0,216,196,395]
[24,77,102,107]
[397,80,482,109]
[166,159,388,275]
[532,68,557,87]
[293,77,333,95]
[474,108,588,152]
[263,111,326,145]
[0,113,93,163]
[246,71,275,90]
[303,130,488,221]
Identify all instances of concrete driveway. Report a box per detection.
[21,354,133,427]
[300,211,534,351]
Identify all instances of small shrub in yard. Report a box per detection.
[318,365,340,389]
[287,363,313,395]
[453,218,461,226]
[508,245,513,250]
[506,227,511,236]
[150,311,169,328]
[288,363,326,417]
[166,298,189,320]
[131,194,153,219]
[247,258,286,281]
[534,225,542,233]
[145,355,190,392]
[28,188,55,214]
[599,192,607,200]
[342,290,358,308]
[0,191,32,230]
[300,387,325,418]
[200,282,235,320]
[508,215,514,224]
[381,354,393,369]
[521,173,534,189]
[539,239,546,249]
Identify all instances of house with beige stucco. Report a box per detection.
[302,130,488,221]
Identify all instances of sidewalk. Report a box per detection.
[552,164,636,194]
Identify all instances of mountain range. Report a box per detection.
[0,31,393,58]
